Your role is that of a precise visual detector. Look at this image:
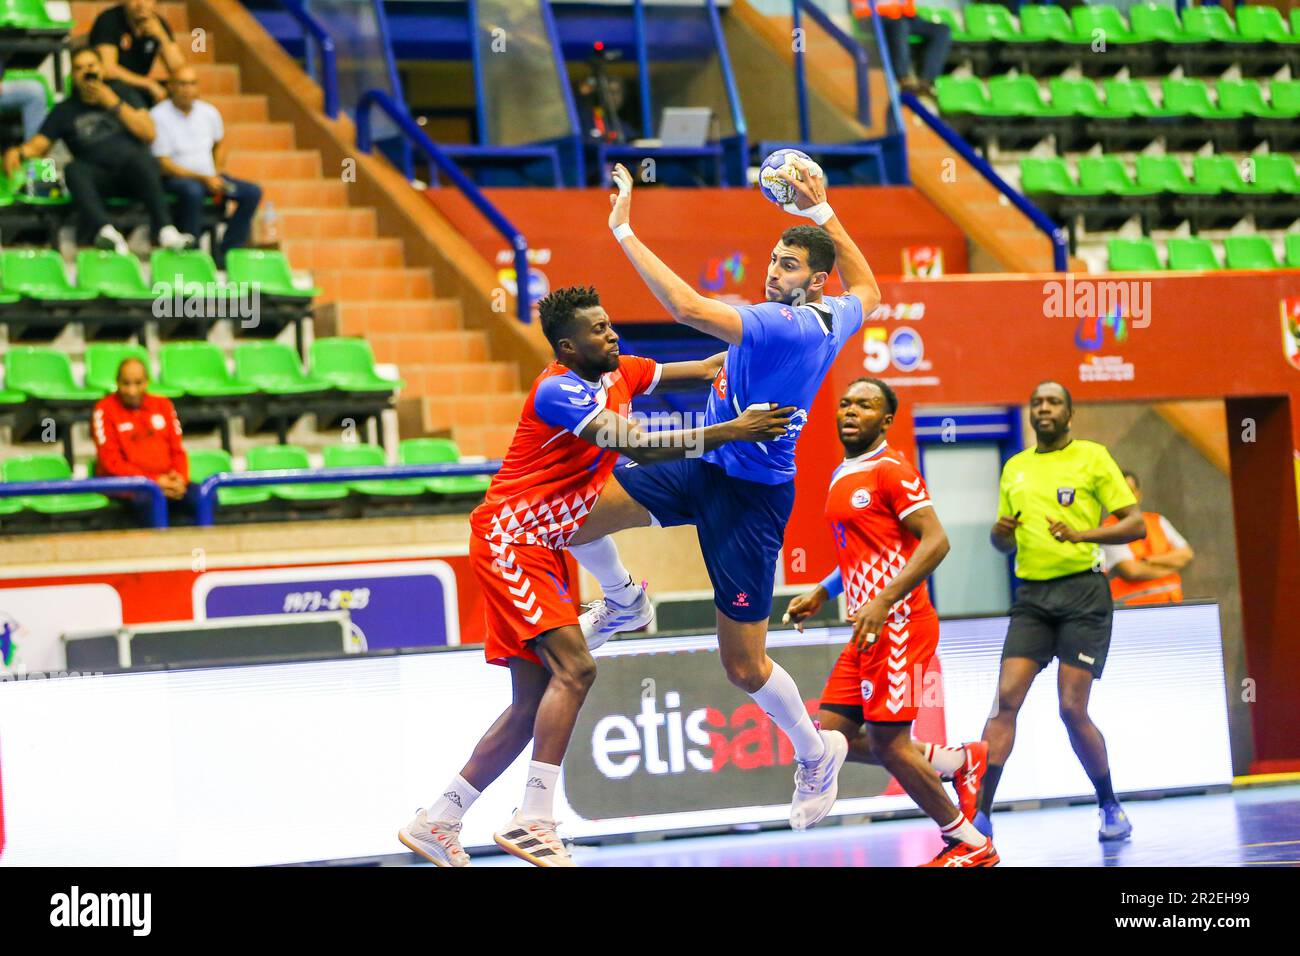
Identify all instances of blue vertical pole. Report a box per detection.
[466,0,490,145]
[633,0,653,139]
[793,0,811,143]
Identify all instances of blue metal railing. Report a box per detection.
[281,0,340,119]
[0,476,168,527]
[793,0,871,138]
[900,92,1069,272]
[864,0,907,139]
[356,89,534,326]
[194,462,502,526]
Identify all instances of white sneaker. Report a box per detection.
[493,815,574,867]
[579,584,654,650]
[94,224,129,256]
[157,224,195,251]
[789,729,849,831]
[397,809,470,867]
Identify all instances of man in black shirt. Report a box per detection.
[90,0,187,105]
[2,47,193,254]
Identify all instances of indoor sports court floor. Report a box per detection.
[464,784,1300,868]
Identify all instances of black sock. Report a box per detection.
[978,765,1003,815]
[1091,773,1115,806]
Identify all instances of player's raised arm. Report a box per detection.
[607,164,745,345]
[779,159,882,313]
[576,404,794,466]
[652,351,727,393]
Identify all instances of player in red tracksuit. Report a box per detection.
[785,377,999,866]
[92,357,188,500]
[397,285,793,868]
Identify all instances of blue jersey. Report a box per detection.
[703,294,865,485]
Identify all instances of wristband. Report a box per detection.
[782,201,834,225]
[819,567,844,599]
[612,223,634,242]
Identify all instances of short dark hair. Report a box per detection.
[780,225,835,274]
[71,45,102,63]
[848,376,898,416]
[538,285,601,350]
[1122,470,1139,488]
[1033,380,1073,411]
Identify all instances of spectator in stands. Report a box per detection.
[851,0,952,97]
[0,60,50,141]
[2,47,193,255]
[93,357,189,503]
[90,0,187,105]
[152,66,262,269]
[1102,470,1195,606]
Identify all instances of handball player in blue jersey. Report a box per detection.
[567,160,882,828]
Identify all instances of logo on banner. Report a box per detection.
[0,614,19,669]
[902,245,943,278]
[889,328,924,371]
[1057,487,1076,506]
[863,326,936,385]
[1283,297,1300,371]
[700,252,747,291]
[1075,305,1128,352]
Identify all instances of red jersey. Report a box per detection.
[92,392,189,482]
[470,355,660,548]
[826,441,935,619]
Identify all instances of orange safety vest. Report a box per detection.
[851,0,917,19]
[1104,511,1184,606]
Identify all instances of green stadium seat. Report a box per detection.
[934,75,994,115]
[1128,3,1199,43]
[1107,237,1164,271]
[158,341,259,398]
[1251,154,1300,193]
[0,0,74,30]
[309,337,404,394]
[323,443,426,497]
[0,387,26,405]
[149,248,223,295]
[1223,235,1280,269]
[400,438,491,497]
[1181,5,1253,44]
[1103,78,1182,117]
[915,6,962,35]
[187,448,272,507]
[987,74,1070,116]
[1134,154,1220,194]
[4,347,104,401]
[962,4,1021,42]
[11,158,69,206]
[233,341,335,395]
[83,343,184,399]
[76,250,157,302]
[1071,5,1144,44]
[225,249,321,300]
[245,444,348,502]
[3,455,111,515]
[1019,4,1082,43]
[1217,79,1297,118]
[1019,156,1097,195]
[0,493,23,516]
[1286,233,1300,268]
[1,249,97,302]
[1,69,54,108]
[1077,155,1158,195]
[1166,237,1222,271]
[1294,9,1300,36]
[1161,77,1242,118]
[1192,155,1259,193]
[1049,77,1131,117]
[1235,5,1300,44]
[1271,80,1300,115]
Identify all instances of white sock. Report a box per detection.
[923,742,966,778]
[428,774,479,822]
[519,760,561,821]
[569,537,637,604]
[751,661,825,762]
[941,812,988,848]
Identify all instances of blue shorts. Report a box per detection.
[613,457,795,623]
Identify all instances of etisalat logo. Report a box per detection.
[151,279,261,327]
[49,887,152,937]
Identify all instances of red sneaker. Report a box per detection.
[954,740,988,822]
[920,837,1000,868]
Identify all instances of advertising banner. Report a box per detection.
[0,585,123,675]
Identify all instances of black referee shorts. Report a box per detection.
[1002,569,1114,679]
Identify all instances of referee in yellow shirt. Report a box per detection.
[973,381,1146,843]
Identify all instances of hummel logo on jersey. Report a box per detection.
[526,776,548,790]
[568,394,593,407]
[1078,652,1096,664]
[442,791,463,808]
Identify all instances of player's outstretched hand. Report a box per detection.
[778,157,828,215]
[851,596,890,651]
[608,163,634,231]
[783,586,827,633]
[731,404,795,443]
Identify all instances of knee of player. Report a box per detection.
[554,654,598,693]
[1058,698,1090,726]
[864,725,908,763]
[721,659,767,694]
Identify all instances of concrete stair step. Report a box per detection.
[71,1,188,34]
[334,299,463,335]
[206,94,269,124]
[368,330,489,366]
[313,267,435,302]
[280,238,404,270]
[428,421,520,460]
[422,394,526,433]
[225,149,322,181]
[260,179,348,208]
[403,362,519,397]
[192,62,240,96]
[223,122,296,152]
[277,207,378,238]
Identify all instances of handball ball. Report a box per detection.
[758,149,823,207]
